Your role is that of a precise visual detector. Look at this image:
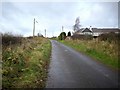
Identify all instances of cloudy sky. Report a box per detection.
[0,0,119,37]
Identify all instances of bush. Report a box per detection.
[72,34,93,40]
[67,31,71,36]
[98,32,119,43]
[58,32,66,40]
[2,32,23,46]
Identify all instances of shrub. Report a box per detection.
[67,31,71,36]
[72,34,93,40]
[98,32,119,43]
[58,32,66,40]
[2,32,23,46]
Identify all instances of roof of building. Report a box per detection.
[75,28,120,33]
[92,28,120,33]
[82,28,93,32]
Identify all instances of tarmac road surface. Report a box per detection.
[46,40,119,88]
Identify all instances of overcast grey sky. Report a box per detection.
[118,1,120,28]
[0,0,119,37]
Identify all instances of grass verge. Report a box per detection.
[2,37,51,88]
[59,39,119,70]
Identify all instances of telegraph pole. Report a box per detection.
[45,29,46,37]
[62,26,64,32]
[62,26,64,40]
[33,18,38,38]
[33,18,35,37]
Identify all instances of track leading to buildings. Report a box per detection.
[46,40,118,88]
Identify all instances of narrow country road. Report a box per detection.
[46,40,119,88]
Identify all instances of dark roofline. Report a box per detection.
[82,28,93,32]
[74,28,120,33]
[92,28,120,32]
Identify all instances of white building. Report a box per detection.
[73,27,120,37]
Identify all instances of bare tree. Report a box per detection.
[73,17,81,32]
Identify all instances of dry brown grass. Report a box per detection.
[2,36,51,88]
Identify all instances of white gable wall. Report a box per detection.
[93,32,101,36]
[83,32,93,35]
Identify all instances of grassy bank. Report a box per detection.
[2,36,51,88]
[60,39,119,70]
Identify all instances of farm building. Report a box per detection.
[73,27,120,37]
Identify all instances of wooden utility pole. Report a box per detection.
[62,26,64,32]
[33,18,38,37]
[45,29,46,37]
[33,18,35,37]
